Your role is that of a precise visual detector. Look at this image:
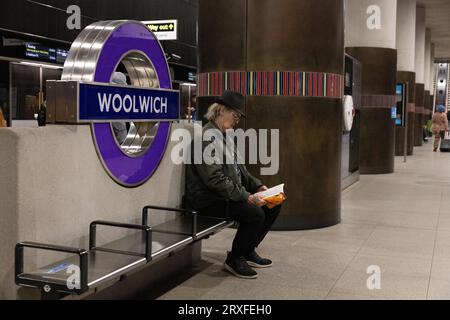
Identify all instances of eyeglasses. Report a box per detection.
[231,110,241,123]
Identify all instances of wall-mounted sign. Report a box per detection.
[188,72,196,82]
[25,43,69,64]
[171,64,197,83]
[79,82,179,122]
[391,106,397,120]
[142,19,178,40]
[57,21,175,187]
[25,43,56,62]
[46,81,180,123]
[56,49,68,64]
[395,83,406,126]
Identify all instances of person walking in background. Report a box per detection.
[432,105,449,152]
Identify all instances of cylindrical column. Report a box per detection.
[396,0,416,156]
[414,6,426,146]
[346,0,398,174]
[198,0,344,230]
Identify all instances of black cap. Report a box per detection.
[214,90,245,117]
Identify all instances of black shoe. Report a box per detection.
[224,255,258,279]
[245,251,273,268]
[434,148,438,152]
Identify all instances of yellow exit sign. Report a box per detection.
[142,19,178,40]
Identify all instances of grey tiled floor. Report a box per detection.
[158,140,450,300]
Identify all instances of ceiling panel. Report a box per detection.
[418,0,450,59]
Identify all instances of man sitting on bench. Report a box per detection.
[185,90,281,279]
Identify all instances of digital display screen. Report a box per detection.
[395,83,406,127]
[391,107,397,119]
[25,43,56,62]
[25,43,68,64]
[188,72,196,82]
[172,64,196,83]
[56,49,68,64]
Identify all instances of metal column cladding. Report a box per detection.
[396,71,416,156]
[345,47,397,174]
[61,20,173,187]
[198,0,345,230]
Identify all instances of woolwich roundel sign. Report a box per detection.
[61,20,172,187]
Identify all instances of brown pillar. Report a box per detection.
[345,47,397,174]
[396,71,416,156]
[198,0,344,230]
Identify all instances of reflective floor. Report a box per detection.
[155,139,450,300]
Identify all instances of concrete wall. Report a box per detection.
[0,122,189,299]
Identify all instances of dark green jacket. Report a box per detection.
[185,121,262,210]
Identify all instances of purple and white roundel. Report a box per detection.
[88,22,171,187]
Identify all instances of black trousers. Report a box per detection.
[199,201,281,259]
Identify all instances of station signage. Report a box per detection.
[142,19,178,40]
[78,82,180,122]
[25,43,69,64]
[46,20,177,187]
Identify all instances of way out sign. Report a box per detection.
[142,19,178,40]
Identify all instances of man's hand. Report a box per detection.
[248,194,267,206]
[257,185,268,192]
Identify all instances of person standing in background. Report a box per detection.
[432,105,449,152]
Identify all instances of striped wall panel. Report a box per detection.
[198,71,343,98]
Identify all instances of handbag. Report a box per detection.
[440,132,450,152]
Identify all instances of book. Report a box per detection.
[255,184,286,209]
[255,184,284,199]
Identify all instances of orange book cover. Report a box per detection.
[256,184,287,208]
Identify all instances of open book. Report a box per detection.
[255,184,286,208]
[255,184,284,199]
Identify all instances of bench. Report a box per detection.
[15,204,233,299]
